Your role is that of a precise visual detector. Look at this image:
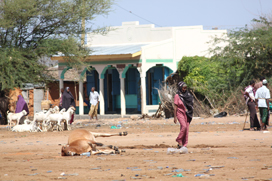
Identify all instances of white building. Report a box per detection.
[52,21,227,116]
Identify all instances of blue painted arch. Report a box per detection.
[122,64,133,78]
[100,65,112,79]
[60,67,72,79]
[146,65,173,105]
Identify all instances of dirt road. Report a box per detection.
[0,116,271,180]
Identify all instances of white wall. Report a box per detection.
[87,21,173,46]
[142,39,173,60]
[173,26,227,62]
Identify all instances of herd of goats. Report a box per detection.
[7,106,76,132]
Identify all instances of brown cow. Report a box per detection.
[61,129,128,156]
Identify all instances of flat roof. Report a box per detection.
[90,43,147,55]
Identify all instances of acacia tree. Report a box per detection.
[210,16,272,83]
[0,0,114,90]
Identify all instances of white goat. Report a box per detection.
[59,108,66,113]
[7,110,27,130]
[12,121,42,132]
[52,106,60,113]
[33,108,54,131]
[46,107,75,131]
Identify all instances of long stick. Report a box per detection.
[243,111,249,130]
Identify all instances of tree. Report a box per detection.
[0,0,114,90]
[209,16,272,81]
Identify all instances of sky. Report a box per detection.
[93,0,272,30]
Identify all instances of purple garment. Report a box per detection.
[15,95,29,115]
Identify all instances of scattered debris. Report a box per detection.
[172,173,184,177]
[227,157,238,159]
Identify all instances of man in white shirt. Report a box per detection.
[243,80,260,130]
[88,87,100,120]
[255,79,270,130]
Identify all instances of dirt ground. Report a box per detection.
[0,115,272,181]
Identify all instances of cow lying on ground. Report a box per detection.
[61,129,128,156]
[7,110,27,129]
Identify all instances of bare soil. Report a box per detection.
[0,116,272,181]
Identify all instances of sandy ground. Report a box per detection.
[0,115,272,181]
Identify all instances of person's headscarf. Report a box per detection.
[15,95,29,115]
[177,81,194,123]
[62,87,75,110]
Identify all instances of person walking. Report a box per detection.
[255,79,270,130]
[174,81,194,149]
[88,87,100,120]
[242,80,260,130]
[62,87,76,126]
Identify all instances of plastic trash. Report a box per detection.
[111,126,119,129]
[57,177,67,179]
[47,171,52,173]
[172,169,184,172]
[195,174,210,177]
[117,124,122,128]
[90,167,101,170]
[131,169,142,171]
[172,173,184,177]
[80,152,91,156]
[227,157,238,159]
[188,159,195,161]
[167,147,188,154]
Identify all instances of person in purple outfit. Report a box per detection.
[15,95,29,115]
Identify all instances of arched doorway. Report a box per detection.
[104,67,120,113]
[146,66,173,105]
[125,67,141,113]
[86,67,99,113]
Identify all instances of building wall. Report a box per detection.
[8,88,34,117]
[87,21,173,46]
[47,82,88,108]
[68,22,228,115]
[173,26,227,61]
[7,82,89,118]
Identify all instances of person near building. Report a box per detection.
[173,81,194,149]
[62,87,76,125]
[242,80,260,130]
[15,95,29,115]
[255,79,270,130]
[88,87,100,120]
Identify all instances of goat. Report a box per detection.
[12,121,42,132]
[52,106,60,113]
[46,107,75,131]
[7,110,27,129]
[33,108,54,131]
[61,129,128,156]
